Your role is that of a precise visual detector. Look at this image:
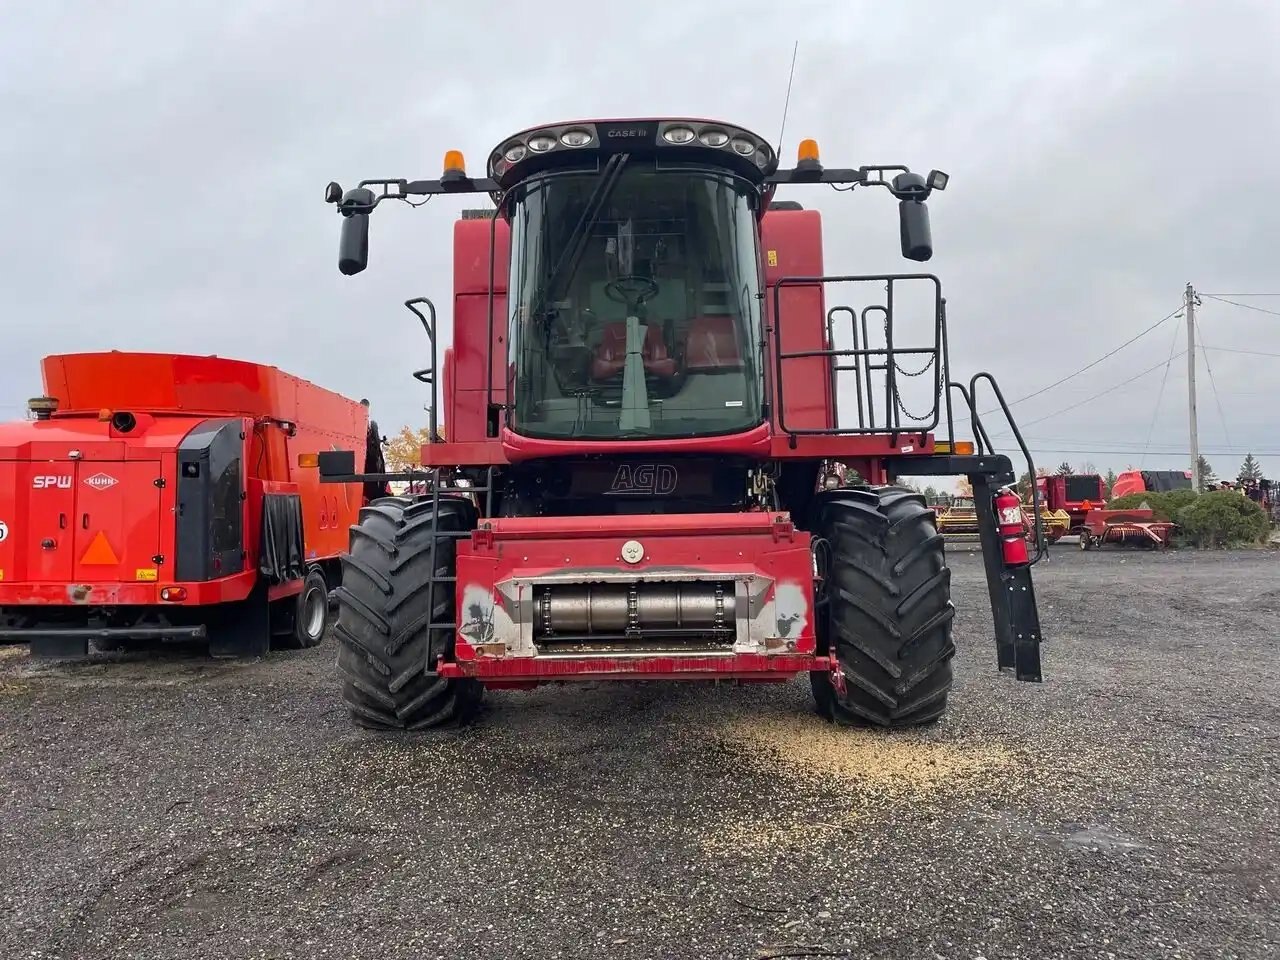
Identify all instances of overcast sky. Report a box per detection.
[3,1,1278,481]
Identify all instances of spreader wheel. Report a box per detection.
[811,486,956,728]
[333,496,483,730]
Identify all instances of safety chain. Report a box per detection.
[893,354,942,423]
[882,314,937,377]
[880,312,941,422]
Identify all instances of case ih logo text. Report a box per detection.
[84,473,119,491]
[32,475,72,489]
[608,464,677,496]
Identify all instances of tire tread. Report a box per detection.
[811,485,955,728]
[334,496,481,730]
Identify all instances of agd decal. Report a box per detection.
[608,464,678,496]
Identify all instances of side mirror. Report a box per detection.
[898,200,933,262]
[337,187,376,276]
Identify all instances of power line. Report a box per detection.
[1200,294,1280,318]
[994,351,1187,433]
[1141,324,1182,467]
[1201,292,1280,297]
[1195,323,1232,448]
[1201,344,1280,359]
[987,305,1181,414]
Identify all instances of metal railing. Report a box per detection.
[404,298,444,443]
[772,274,944,442]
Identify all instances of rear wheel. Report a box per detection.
[334,496,483,730]
[272,567,330,649]
[811,486,955,728]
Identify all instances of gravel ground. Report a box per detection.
[1,548,1277,960]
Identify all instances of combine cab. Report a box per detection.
[319,118,1048,730]
[1036,473,1107,534]
[0,353,379,657]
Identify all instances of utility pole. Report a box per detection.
[1185,282,1201,491]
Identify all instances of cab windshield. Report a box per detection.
[506,164,764,440]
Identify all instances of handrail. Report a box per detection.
[860,305,888,429]
[939,298,955,450]
[772,273,943,438]
[968,372,1046,565]
[404,298,441,443]
[825,306,859,428]
[948,381,996,455]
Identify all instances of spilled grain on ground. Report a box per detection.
[712,710,1016,792]
[695,706,1024,856]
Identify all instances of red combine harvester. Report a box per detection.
[319,118,1048,731]
[0,352,382,658]
[1110,469,1193,500]
[1035,473,1106,533]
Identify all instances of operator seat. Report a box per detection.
[590,322,678,381]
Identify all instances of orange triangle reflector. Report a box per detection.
[80,531,119,566]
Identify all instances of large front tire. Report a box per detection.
[334,497,483,730]
[811,486,956,728]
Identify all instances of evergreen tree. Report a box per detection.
[1056,461,1073,475]
[1237,453,1263,483]
[1196,455,1214,487]
[1104,468,1118,497]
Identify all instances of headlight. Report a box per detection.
[560,129,592,147]
[503,143,527,162]
[699,129,729,147]
[730,137,756,156]
[663,126,696,144]
[527,134,557,153]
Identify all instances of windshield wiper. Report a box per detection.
[530,153,630,320]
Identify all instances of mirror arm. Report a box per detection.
[766,167,867,186]
[399,176,499,196]
[326,175,500,216]
[767,164,942,200]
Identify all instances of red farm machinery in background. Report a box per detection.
[318,118,1048,731]
[1035,473,1107,534]
[1110,469,1193,500]
[1079,509,1176,550]
[0,352,384,658]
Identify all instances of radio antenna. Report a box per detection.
[776,41,800,155]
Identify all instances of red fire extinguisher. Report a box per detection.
[994,488,1029,567]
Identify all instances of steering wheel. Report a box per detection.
[604,276,660,310]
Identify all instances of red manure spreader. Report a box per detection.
[0,352,382,657]
[319,118,1049,731]
[1079,509,1176,550]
